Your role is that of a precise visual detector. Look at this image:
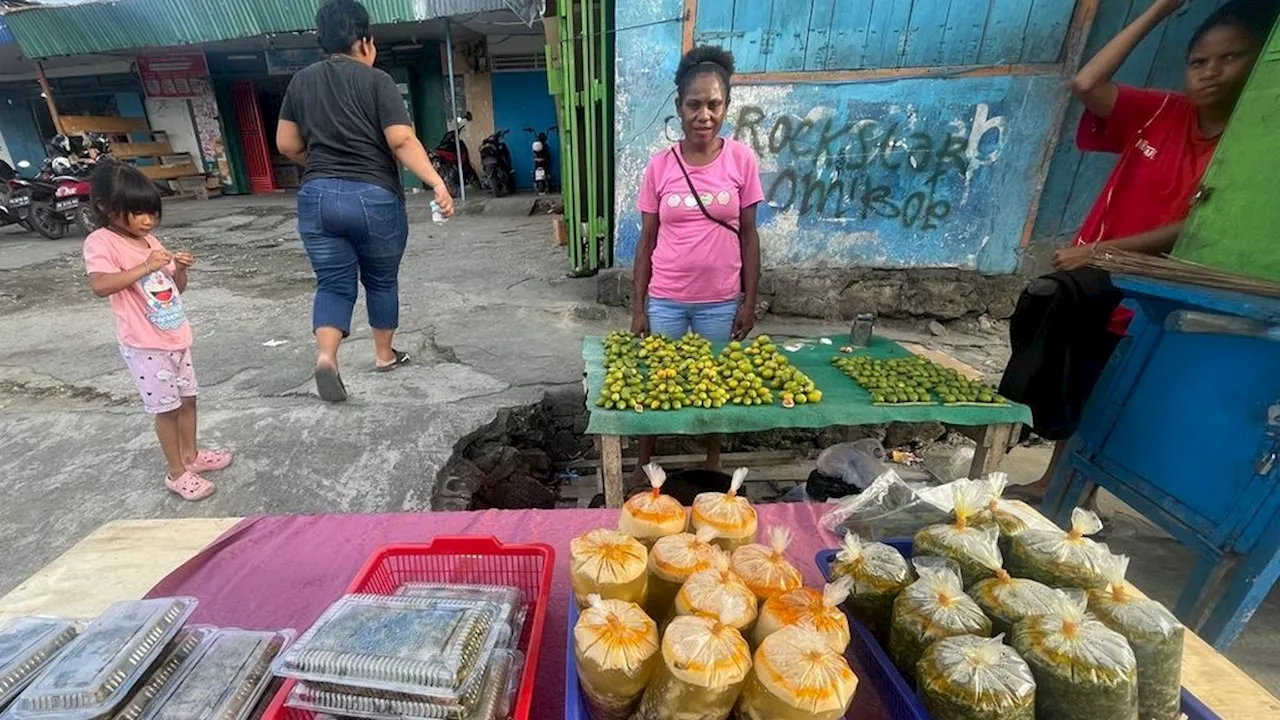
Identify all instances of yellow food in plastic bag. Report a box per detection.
[631,614,751,720]
[752,580,852,654]
[1087,554,1183,720]
[645,526,720,621]
[737,625,858,720]
[969,568,1062,638]
[672,552,758,634]
[917,634,1036,720]
[889,557,992,681]
[569,528,648,609]
[914,478,1003,587]
[829,532,913,643]
[573,594,659,720]
[1012,590,1138,720]
[618,462,687,548]
[1007,507,1113,590]
[731,527,803,602]
[690,467,758,550]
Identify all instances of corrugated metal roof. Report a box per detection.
[2,0,514,58]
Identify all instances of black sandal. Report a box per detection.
[375,349,411,372]
[315,363,348,402]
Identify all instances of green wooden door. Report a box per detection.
[1173,21,1280,284]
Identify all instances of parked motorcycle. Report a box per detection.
[430,112,483,197]
[524,126,557,195]
[480,129,516,198]
[0,160,29,231]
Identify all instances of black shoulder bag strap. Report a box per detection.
[670,147,739,236]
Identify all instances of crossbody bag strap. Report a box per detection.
[670,146,739,235]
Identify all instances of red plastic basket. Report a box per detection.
[260,535,555,720]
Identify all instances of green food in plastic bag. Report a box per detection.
[889,557,992,681]
[914,479,1003,587]
[975,473,1061,557]
[828,532,912,643]
[1087,554,1183,720]
[917,634,1036,720]
[1007,507,1113,590]
[1012,590,1138,720]
[970,568,1063,638]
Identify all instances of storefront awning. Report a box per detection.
[1,0,531,58]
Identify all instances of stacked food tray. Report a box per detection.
[261,537,555,720]
[811,542,1222,720]
[0,597,292,720]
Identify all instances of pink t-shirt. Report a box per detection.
[83,228,192,351]
[637,137,764,303]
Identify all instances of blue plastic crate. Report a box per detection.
[814,539,1222,720]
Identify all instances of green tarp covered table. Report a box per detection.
[583,335,1032,506]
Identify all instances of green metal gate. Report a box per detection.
[546,0,614,275]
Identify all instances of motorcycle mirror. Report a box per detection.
[465,111,474,121]
[17,160,29,168]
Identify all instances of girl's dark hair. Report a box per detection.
[316,0,371,55]
[89,159,162,228]
[676,45,735,100]
[1189,0,1279,53]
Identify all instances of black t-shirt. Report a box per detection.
[279,57,411,196]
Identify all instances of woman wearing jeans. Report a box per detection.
[276,0,453,402]
[631,45,763,472]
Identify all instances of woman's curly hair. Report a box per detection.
[676,45,735,100]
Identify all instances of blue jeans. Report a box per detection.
[298,179,408,336]
[647,297,739,342]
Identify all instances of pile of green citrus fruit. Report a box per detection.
[831,354,1007,405]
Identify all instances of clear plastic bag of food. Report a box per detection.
[630,614,751,720]
[889,558,992,681]
[1007,507,1114,590]
[1087,554,1183,720]
[618,463,688,548]
[969,568,1063,638]
[672,552,758,634]
[730,527,803,602]
[917,634,1036,720]
[569,528,649,609]
[829,532,913,643]
[1011,590,1137,720]
[395,583,524,650]
[736,625,857,720]
[820,469,955,541]
[815,439,887,492]
[273,593,504,703]
[690,467,758,551]
[914,479,1003,587]
[0,616,83,708]
[136,628,292,720]
[286,649,519,720]
[7,597,197,720]
[644,527,720,622]
[111,625,218,720]
[572,595,659,720]
[975,474,1060,556]
[752,581,852,653]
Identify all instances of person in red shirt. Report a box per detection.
[1009,0,1278,502]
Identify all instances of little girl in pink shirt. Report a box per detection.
[82,161,232,500]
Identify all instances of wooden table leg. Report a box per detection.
[969,423,1018,479]
[600,435,624,508]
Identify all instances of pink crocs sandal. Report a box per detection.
[165,471,216,501]
[187,449,234,474]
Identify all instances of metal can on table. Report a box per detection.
[850,313,875,347]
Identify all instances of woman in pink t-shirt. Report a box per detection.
[631,45,765,471]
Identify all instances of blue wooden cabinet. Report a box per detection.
[1043,276,1280,648]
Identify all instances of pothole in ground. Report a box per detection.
[432,387,971,511]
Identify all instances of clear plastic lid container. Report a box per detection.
[395,584,525,649]
[111,626,219,720]
[273,593,506,701]
[136,628,292,720]
[284,649,520,720]
[0,616,83,708]
[8,597,197,719]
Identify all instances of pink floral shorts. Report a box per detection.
[120,345,199,414]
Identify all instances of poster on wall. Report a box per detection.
[138,52,209,98]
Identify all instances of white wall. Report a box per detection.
[143,97,203,173]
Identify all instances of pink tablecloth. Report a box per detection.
[145,504,885,720]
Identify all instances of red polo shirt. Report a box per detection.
[1075,85,1219,333]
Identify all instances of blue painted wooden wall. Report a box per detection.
[1032,0,1234,242]
[492,70,561,190]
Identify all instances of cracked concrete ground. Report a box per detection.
[0,193,1277,694]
